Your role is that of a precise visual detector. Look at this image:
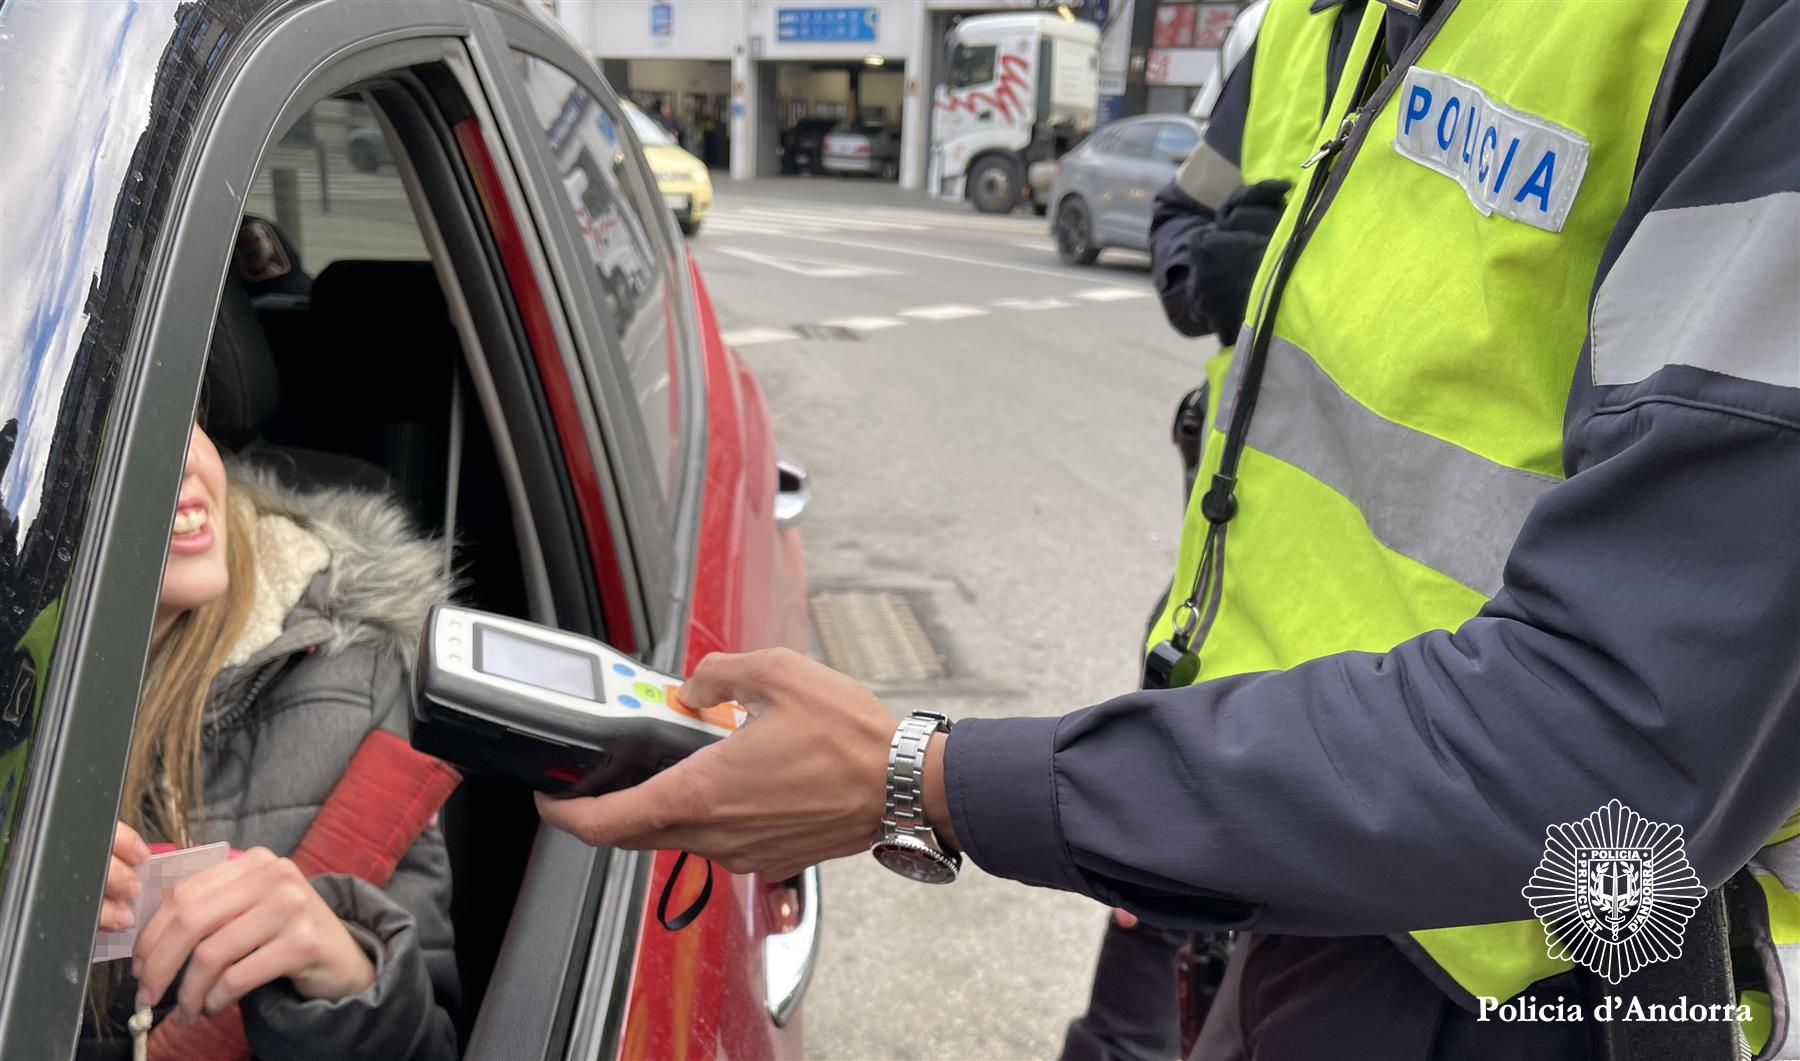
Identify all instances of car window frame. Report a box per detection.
[0,12,509,1056]
[0,11,217,1041]
[3,5,667,1055]
[484,6,707,673]
[467,10,700,1060]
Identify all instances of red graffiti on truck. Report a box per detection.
[936,52,1033,123]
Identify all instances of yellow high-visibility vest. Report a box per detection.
[1150,3,1798,1055]
[1174,0,1349,430]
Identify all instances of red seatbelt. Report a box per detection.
[149,730,461,1061]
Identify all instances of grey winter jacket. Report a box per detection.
[185,477,458,1060]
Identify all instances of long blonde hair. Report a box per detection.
[121,487,260,843]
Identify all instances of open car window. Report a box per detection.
[241,98,428,276]
[206,68,619,1048]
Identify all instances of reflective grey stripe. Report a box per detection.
[1221,336,1559,598]
[1591,192,1800,390]
[1175,140,1243,212]
[1748,836,1799,1060]
[1759,834,1800,893]
[1752,933,1797,1061]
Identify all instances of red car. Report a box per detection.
[0,0,814,1057]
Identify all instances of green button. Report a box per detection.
[633,681,665,702]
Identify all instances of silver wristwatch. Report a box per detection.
[869,711,962,884]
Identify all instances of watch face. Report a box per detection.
[871,837,959,885]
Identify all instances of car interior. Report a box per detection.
[197,82,583,1046]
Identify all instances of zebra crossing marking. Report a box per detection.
[698,197,1047,239]
[702,204,928,237]
[720,326,800,347]
[821,315,905,332]
[1076,287,1152,302]
[991,297,1074,311]
[898,304,987,321]
[716,247,902,278]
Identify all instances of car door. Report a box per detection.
[0,4,226,1053]
[0,5,540,1055]
[0,2,682,1057]
[1094,120,1161,244]
[1125,121,1202,250]
[478,9,813,1058]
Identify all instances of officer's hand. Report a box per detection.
[1188,228,1271,345]
[1217,178,1292,237]
[534,649,905,882]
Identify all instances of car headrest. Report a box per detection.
[203,277,281,449]
[308,260,455,418]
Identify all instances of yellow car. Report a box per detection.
[625,102,712,236]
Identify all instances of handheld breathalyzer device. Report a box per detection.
[411,604,744,797]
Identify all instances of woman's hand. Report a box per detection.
[132,847,375,1025]
[101,821,150,932]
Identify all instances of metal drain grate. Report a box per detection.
[809,590,946,683]
[789,324,863,342]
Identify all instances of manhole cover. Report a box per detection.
[809,590,946,683]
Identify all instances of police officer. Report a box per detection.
[542,2,1800,1058]
[1068,4,1375,1058]
[1153,0,1363,343]
[1152,0,1366,501]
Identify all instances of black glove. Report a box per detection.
[1186,179,1293,341]
[1217,178,1292,236]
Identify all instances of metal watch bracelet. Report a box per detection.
[871,714,961,884]
[883,711,950,841]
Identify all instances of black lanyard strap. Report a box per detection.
[1166,0,1462,660]
[655,850,714,931]
[1167,31,1388,654]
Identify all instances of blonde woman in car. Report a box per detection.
[87,423,458,1061]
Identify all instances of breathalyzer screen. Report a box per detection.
[475,625,602,702]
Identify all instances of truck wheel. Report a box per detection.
[1054,197,1100,265]
[969,156,1018,214]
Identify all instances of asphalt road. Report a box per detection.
[688,177,1214,1060]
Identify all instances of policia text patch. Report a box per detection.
[1392,68,1589,233]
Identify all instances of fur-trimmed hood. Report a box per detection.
[207,468,457,718]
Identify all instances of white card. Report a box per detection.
[92,842,230,963]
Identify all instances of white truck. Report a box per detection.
[929,13,1100,214]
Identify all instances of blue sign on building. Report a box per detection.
[776,6,878,43]
[650,2,673,37]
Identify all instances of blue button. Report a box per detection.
[612,662,636,678]
[618,694,642,709]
